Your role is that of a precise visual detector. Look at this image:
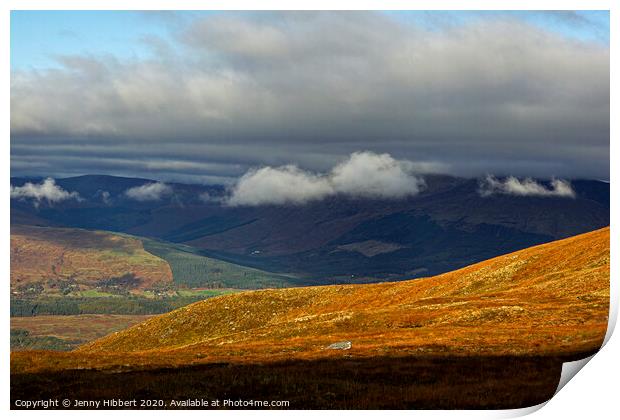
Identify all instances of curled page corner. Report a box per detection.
[495,401,548,418]
[554,355,595,396]
[495,353,598,419]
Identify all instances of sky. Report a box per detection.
[10,10,610,184]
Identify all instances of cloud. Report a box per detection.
[10,177,81,206]
[227,165,333,206]
[10,12,609,181]
[198,191,225,204]
[331,151,425,198]
[124,182,173,201]
[478,175,576,198]
[97,190,111,205]
[227,151,425,206]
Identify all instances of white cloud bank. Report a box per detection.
[478,175,576,198]
[10,178,81,206]
[124,182,173,201]
[227,151,426,206]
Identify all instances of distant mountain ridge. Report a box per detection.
[11,174,610,283]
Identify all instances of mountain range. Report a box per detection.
[11,174,609,284]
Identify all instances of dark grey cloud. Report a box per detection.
[10,12,610,182]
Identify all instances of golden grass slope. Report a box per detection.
[80,228,608,358]
[12,227,609,374]
[11,225,172,291]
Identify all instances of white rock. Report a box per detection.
[326,341,352,350]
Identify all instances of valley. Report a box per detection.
[8,176,611,406]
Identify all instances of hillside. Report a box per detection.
[11,227,609,409]
[63,226,608,362]
[11,225,298,296]
[10,225,173,294]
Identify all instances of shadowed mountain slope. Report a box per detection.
[10,175,610,282]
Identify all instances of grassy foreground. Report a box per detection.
[11,354,578,409]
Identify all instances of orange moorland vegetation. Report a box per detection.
[12,227,609,374]
[10,224,172,292]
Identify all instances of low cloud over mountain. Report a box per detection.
[124,182,173,201]
[478,175,576,198]
[10,178,81,207]
[227,151,426,206]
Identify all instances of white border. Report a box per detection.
[3,1,616,419]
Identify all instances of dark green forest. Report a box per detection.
[10,295,207,317]
[142,239,297,289]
